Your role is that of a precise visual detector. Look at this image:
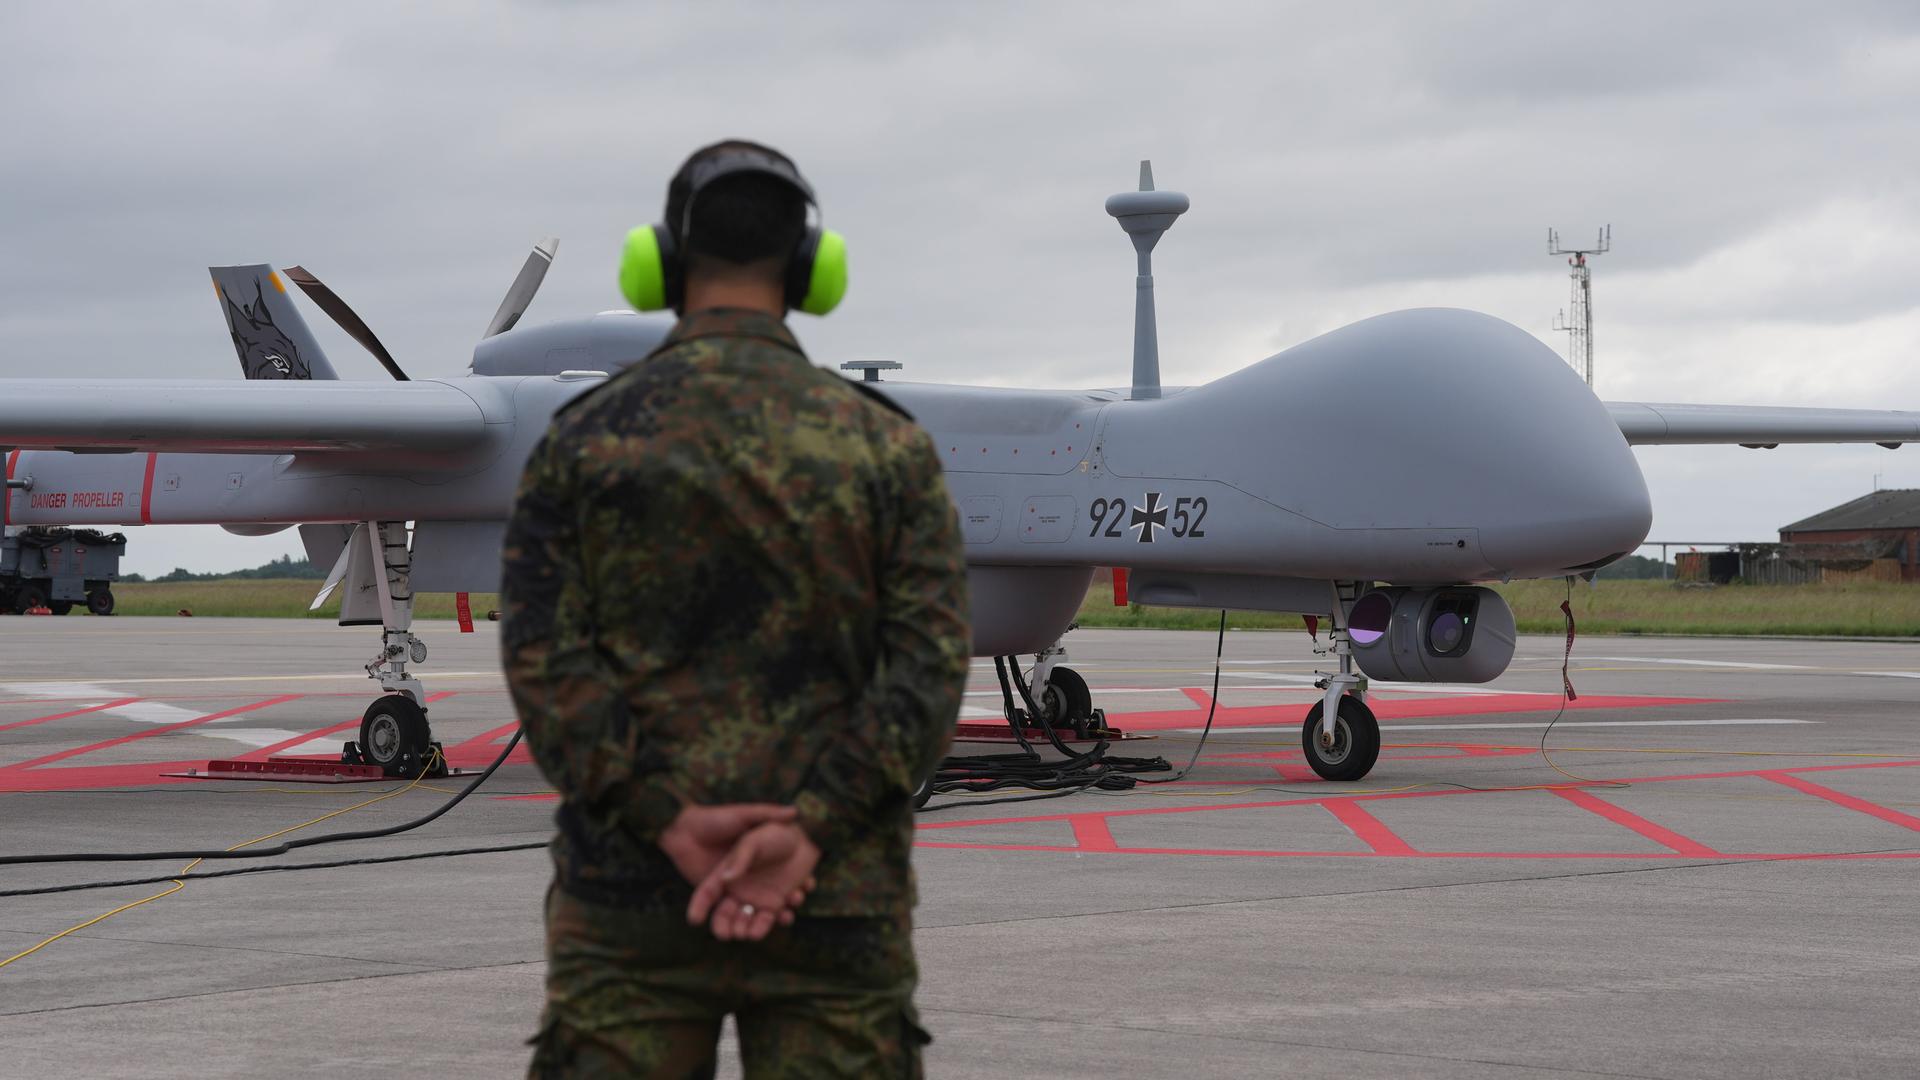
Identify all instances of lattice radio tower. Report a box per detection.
[1548,225,1610,387]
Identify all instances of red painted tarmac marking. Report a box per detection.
[911,841,1920,863]
[916,758,1920,834]
[1103,692,1716,733]
[453,719,521,753]
[1069,814,1119,851]
[915,759,1920,862]
[446,717,531,769]
[0,697,144,735]
[1551,788,1720,857]
[1322,799,1418,855]
[496,793,559,802]
[916,785,1552,833]
[236,691,459,762]
[1765,773,1920,833]
[0,759,210,791]
[4,694,302,771]
[242,718,365,761]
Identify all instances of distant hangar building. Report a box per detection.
[1778,489,1920,584]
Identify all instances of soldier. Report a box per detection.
[502,139,971,1077]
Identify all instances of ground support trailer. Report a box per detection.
[1,527,125,615]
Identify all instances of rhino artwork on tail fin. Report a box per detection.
[210,265,338,381]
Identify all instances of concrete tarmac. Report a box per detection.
[0,617,1916,1078]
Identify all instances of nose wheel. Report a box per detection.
[1301,695,1380,781]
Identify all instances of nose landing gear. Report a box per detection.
[1305,581,1382,782]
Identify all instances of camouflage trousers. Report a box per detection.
[530,885,929,1079]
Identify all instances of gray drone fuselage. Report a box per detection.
[5,305,1653,658]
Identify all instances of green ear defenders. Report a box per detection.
[619,143,849,316]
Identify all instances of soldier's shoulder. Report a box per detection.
[799,365,920,429]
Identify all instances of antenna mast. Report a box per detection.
[1106,161,1189,400]
[1548,224,1610,388]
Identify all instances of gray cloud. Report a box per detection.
[1,1,1916,573]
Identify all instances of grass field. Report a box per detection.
[99,579,500,621]
[1073,578,1920,637]
[53,577,1920,637]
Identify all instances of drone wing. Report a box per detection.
[1608,402,1920,448]
[0,379,488,456]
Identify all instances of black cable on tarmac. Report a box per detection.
[918,612,1228,812]
[0,729,525,867]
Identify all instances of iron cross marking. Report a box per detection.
[1129,491,1168,543]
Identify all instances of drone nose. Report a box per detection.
[1480,447,1653,575]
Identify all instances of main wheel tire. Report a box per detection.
[14,584,47,615]
[912,773,935,810]
[1038,666,1094,726]
[87,589,115,616]
[1301,695,1381,782]
[48,599,74,616]
[359,694,431,777]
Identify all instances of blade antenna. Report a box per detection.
[483,238,558,339]
[282,266,410,381]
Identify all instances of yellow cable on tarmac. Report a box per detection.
[0,752,441,972]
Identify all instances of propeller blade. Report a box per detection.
[282,265,410,381]
[482,237,558,339]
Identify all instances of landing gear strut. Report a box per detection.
[1305,581,1381,782]
[336,521,446,778]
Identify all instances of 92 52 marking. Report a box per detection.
[1089,493,1206,542]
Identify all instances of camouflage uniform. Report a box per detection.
[501,307,971,1077]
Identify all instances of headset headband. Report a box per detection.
[672,145,817,239]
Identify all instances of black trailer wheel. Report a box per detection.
[14,584,47,615]
[87,589,115,616]
[48,599,74,616]
[1038,666,1094,726]
[359,694,431,777]
[1301,695,1381,782]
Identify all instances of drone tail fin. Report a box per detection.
[209,265,339,381]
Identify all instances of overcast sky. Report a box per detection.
[3,2,1917,577]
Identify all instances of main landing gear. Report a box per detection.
[1028,638,1098,737]
[336,521,447,779]
[913,632,1166,809]
[1303,581,1382,782]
